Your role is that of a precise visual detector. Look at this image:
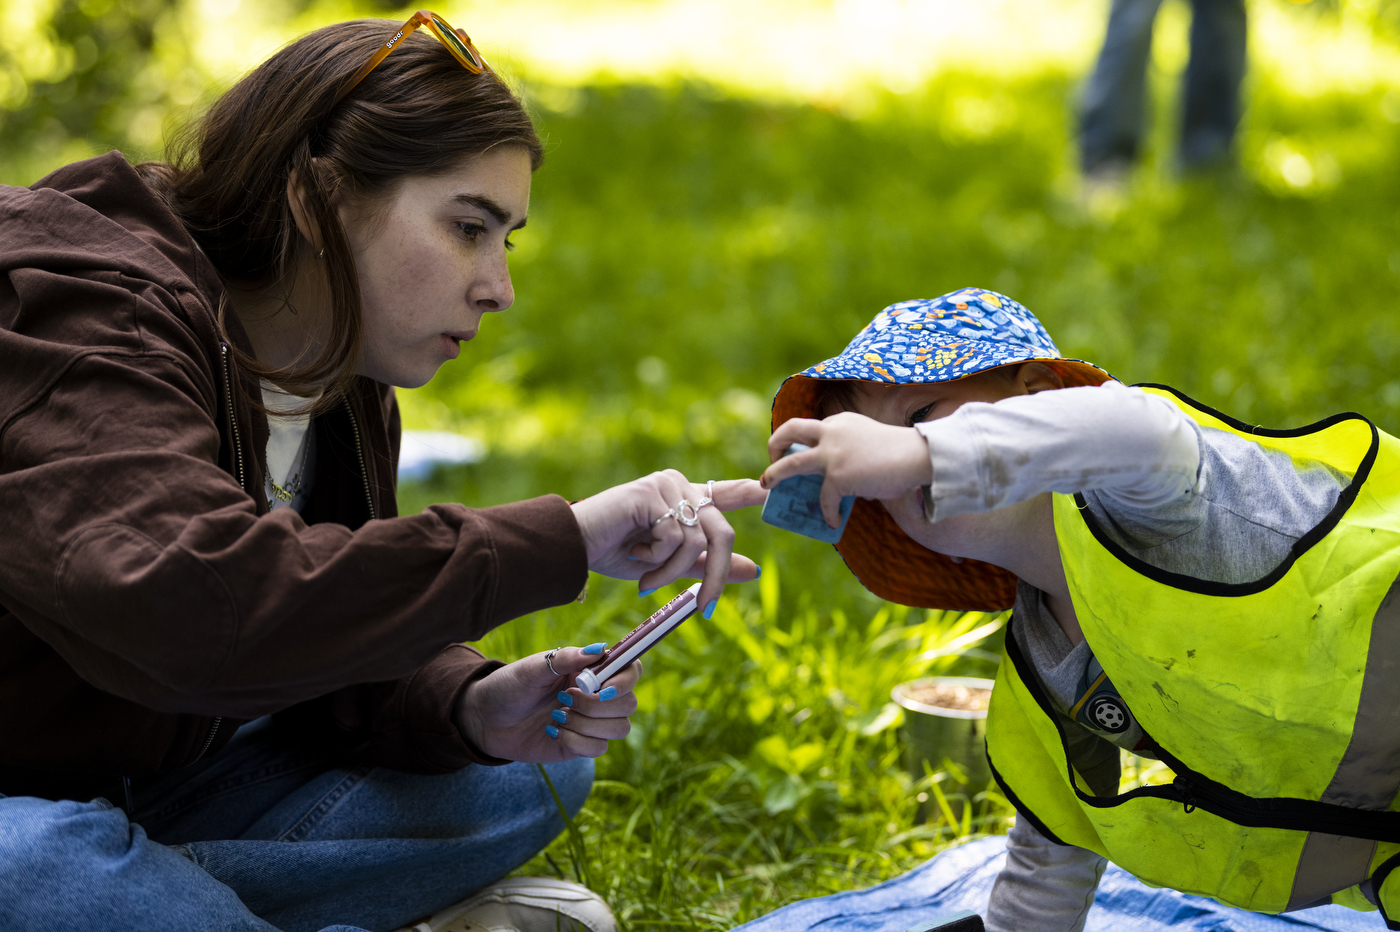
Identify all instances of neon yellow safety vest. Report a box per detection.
[985,385,1400,923]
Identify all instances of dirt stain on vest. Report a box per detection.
[1237,860,1265,903]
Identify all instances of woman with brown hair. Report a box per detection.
[0,13,761,932]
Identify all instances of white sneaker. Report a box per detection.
[399,877,618,932]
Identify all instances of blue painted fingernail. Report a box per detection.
[639,588,657,597]
[557,691,573,706]
[599,686,618,701]
[583,642,606,655]
[755,565,763,579]
[545,725,559,738]
[626,554,639,561]
[703,600,717,620]
[551,709,568,724]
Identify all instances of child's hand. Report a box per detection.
[761,413,933,528]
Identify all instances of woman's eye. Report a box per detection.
[907,404,934,426]
[458,222,515,250]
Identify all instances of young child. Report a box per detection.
[760,287,1400,931]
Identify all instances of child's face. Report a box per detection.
[838,367,1024,428]
[841,363,1055,556]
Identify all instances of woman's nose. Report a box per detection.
[472,249,515,312]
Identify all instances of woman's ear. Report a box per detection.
[286,168,324,255]
[1019,361,1067,395]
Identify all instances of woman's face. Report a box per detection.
[346,146,532,388]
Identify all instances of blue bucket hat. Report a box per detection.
[787,287,1108,389]
[770,287,1112,611]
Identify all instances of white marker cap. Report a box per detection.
[575,668,602,694]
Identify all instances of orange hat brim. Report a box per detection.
[771,359,1112,611]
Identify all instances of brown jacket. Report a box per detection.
[0,152,588,801]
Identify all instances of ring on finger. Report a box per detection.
[650,508,677,528]
[696,479,716,510]
[545,648,562,677]
[675,499,700,527]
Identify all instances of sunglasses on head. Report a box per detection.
[331,10,494,108]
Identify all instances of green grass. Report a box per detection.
[393,68,1400,927]
[464,560,1011,927]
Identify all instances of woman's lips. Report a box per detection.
[440,330,476,359]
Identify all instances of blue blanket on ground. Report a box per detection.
[733,837,1381,932]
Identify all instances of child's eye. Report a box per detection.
[907,404,934,426]
[504,237,516,252]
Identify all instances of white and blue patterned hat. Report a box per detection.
[770,287,1111,611]
[788,287,1107,389]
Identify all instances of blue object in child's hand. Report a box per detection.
[761,443,856,544]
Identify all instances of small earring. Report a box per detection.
[317,248,325,259]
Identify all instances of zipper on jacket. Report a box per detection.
[344,397,377,521]
[191,716,222,764]
[221,344,246,492]
[195,345,235,765]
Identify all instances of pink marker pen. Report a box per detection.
[575,583,703,694]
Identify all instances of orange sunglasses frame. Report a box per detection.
[331,10,494,108]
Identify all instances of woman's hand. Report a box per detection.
[760,413,933,528]
[570,473,766,612]
[455,646,641,762]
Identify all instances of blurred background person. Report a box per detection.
[1079,0,1248,183]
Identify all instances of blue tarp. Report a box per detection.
[733,837,1382,932]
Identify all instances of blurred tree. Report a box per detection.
[1371,0,1400,37]
[1277,0,1400,40]
[0,0,447,183]
[0,0,194,173]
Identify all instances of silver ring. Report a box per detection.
[650,508,676,527]
[676,499,700,527]
[545,648,562,677]
[696,479,716,510]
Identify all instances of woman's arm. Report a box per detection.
[3,350,754,723]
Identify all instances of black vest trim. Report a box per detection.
[1072,384,1379,598]
[1369,851,1400,929]
[986,748,1071,848]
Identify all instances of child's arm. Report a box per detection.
[762,381,1199,528]
[916,380,1200,522]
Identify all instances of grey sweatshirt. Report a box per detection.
[912,382,1346,932]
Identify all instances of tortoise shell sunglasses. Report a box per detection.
[331,10,494,107]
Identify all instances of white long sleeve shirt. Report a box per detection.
[916,381,1201,522]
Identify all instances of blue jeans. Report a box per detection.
[1079,0,1247,171]
[0,718,593,932]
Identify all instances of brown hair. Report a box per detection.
[814,380,861,417]
[137,20,543,410]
